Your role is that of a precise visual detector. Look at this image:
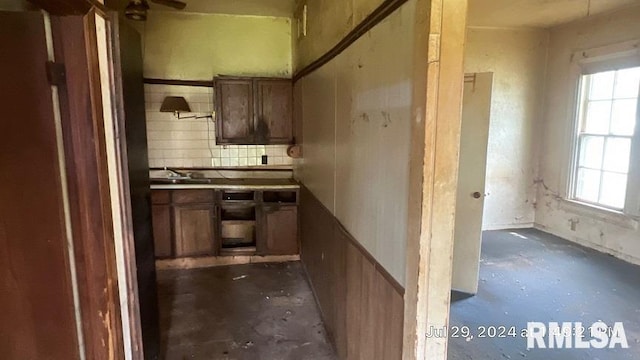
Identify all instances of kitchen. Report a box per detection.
[128,2,317,356]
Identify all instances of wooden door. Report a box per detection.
[215,78,254,144]
[0,11,80,359]
[451,73,493,294]
[259,205,298,255]
[110,14,161,359]
[256,79,293,144]
[173,205,216,257]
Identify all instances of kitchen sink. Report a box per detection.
[150,178,215,185]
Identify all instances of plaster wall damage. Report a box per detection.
[535,5,640,265]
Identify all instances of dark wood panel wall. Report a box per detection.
[300,187,404,359]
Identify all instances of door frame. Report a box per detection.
[403,0,469,358]
[50,4,136,359]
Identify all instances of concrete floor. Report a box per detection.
[449,228,640,360]
[157,261,338,360]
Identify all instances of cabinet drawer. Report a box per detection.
[151,190,170,204]
[172,190,214,204]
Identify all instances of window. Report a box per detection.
[572,67,640,210]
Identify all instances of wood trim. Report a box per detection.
[30,0,107,15]
[155,254,300,270]
[143,76,294,88]
[292,0,409,82]
[51,12,124,360]
[106,12,146,360]
[143,78,213,87]
[403,0,469,359]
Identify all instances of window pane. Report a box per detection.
[589,71,615,100]
[584,101,611,134]
[602,137,631,173]
[613,67,640,99]
[599,172,627,209]
[578,135,604,169]
[576,168,601,203]
[610,99,637,135]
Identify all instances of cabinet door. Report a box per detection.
[256,79,293,144]
[173,205,216,257]
[151,204,172,258]
[215,78,254,144]
[259,205,298,255]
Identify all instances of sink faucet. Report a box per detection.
[164,167,190,178]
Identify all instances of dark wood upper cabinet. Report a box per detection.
[215,77,293,145]
[256,79,293,144]
[215,78,254,144]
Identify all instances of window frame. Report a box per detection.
[566,40,640,217]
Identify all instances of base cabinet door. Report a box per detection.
[259,205,298,255]
[152,204,172,258]
[173,205,216,257]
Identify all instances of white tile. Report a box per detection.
[221,158,230,166]
[238,157,248,166]
[212,158,221,167]
[265,147,278,156]
[209,148,221,158]
[247,157,258,166]
[228,158,239,166]
[238,148,248,157]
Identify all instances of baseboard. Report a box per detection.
[155,254,300,270]
[533,223,640,266]
[482,222,534,231]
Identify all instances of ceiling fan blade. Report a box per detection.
[150,0,187,10]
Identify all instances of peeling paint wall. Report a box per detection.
[296,1,414,285]
[535,6,640,265]
[464,28,548,230]
[293,0,385,71]
[135,11,292,80]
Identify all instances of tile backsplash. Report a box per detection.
[144,84,293,168]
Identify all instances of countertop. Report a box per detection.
[150,177,300,190]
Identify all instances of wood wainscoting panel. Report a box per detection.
[300,186,403,359]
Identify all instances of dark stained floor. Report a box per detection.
[449,228,640,360]
[157,261,338,360]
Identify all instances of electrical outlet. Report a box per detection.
[261,155,268,165]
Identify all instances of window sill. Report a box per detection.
[559,199,639,230]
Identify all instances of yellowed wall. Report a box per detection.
[296,1,415,284]
[139,11,292,80]
[535,5,640,264]
[293,0,385,71]
[464,28,548,230]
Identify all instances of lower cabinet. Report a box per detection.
[151,204,172,258]
[151,188,299,259]
[173,205,216,257]
[259,205,298,255]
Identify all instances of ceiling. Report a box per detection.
[467,0,640,28]
[110,0,295,18]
